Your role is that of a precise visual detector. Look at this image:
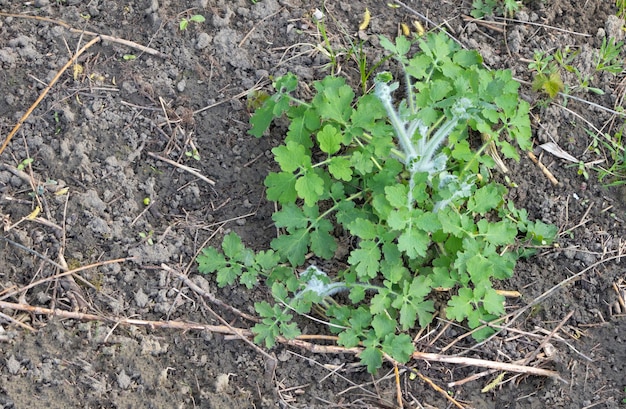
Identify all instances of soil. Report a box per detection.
[0,0,624,408]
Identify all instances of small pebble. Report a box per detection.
[196,32,212,50]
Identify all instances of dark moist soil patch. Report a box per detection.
[0,0,624,408]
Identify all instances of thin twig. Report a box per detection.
[0,257,134,302]
[147,152,216,186]
[412,351,565,382]
[528,151,559,185]
[162,264,259,322]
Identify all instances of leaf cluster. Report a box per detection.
[471,0,521,18]
[198,33,556,373]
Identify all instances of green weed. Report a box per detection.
[471,0,521,18]
[596,37,625,74]
[198,33,556,372]
[179,14,205,31]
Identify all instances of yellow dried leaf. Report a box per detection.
[413,21,425,36]
[26,206,40,220]
[73,64,83,81]
[401,23,410,36]
[359,8,371,31]
[481,372,506,393]
[55,187,70,196]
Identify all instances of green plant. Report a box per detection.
[16,157,33,171]
[530,51,564,98]
[595,128,626,186]
[618,0,626,19]
[138,230,154,245]
[179,14,205,31]
[471,0,521,18]
[596,37,624,74]
[185,148,200,161]
[198,33,556,372]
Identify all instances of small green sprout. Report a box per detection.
[185,149,201,161]
[17,158,33,171]
[179,14,206,31]
[139,231,154,245]
[123,54,137,61]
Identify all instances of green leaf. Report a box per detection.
[397,225,430,258]
[351,150,374,174]
[349,306,373,330]
[468,184,506,214]
[295,170,325,206]
[338,329,360,348]
[477,219,517,246]
[372,314,396,339]
[397,276,434,329]
[359,346,383,373]
[317,124,342,154]
[446,287,474,322]
[249,101,275,137]
[216,264,241,288]
[415,211,442,233]
[328,156,353,181]
[347,218,378,240]
[351,94,387,130]
[481,286,505,315]
[271,229,310,266]
[385,184,408,208]
[222,232,245,259]
[349,285,366,303]
[453,49,482,67]
[273,141,309,173]
[429,79,453,102]
[527,220,558,245]
[370,290,392,315]
[274,73,298,94]
[197,247,227,273]
[255,250,280,270]
[383,333,414,363]
[348,240,381,279]
[280,321,301,340]
[310,220,337,259]
[313,77,355,124]
[466,253,494,283]
[286,107,315,148]
[240,269,259,289]
[189,14,205,23]
[265,171,297,204]
[272,203,309,229]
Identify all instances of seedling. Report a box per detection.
[16,158,33,171]
[199,33,555,372]
[53,111,61,134]
[596,37,624,74]
[179,14,205,31]
[471,0,521,18]
[185,149,200,161]
[139,230,154,245]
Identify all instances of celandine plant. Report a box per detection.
[197,33,556,372]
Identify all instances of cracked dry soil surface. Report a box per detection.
[0,0,624,408]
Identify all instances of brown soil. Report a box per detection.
[0,0,624,408]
